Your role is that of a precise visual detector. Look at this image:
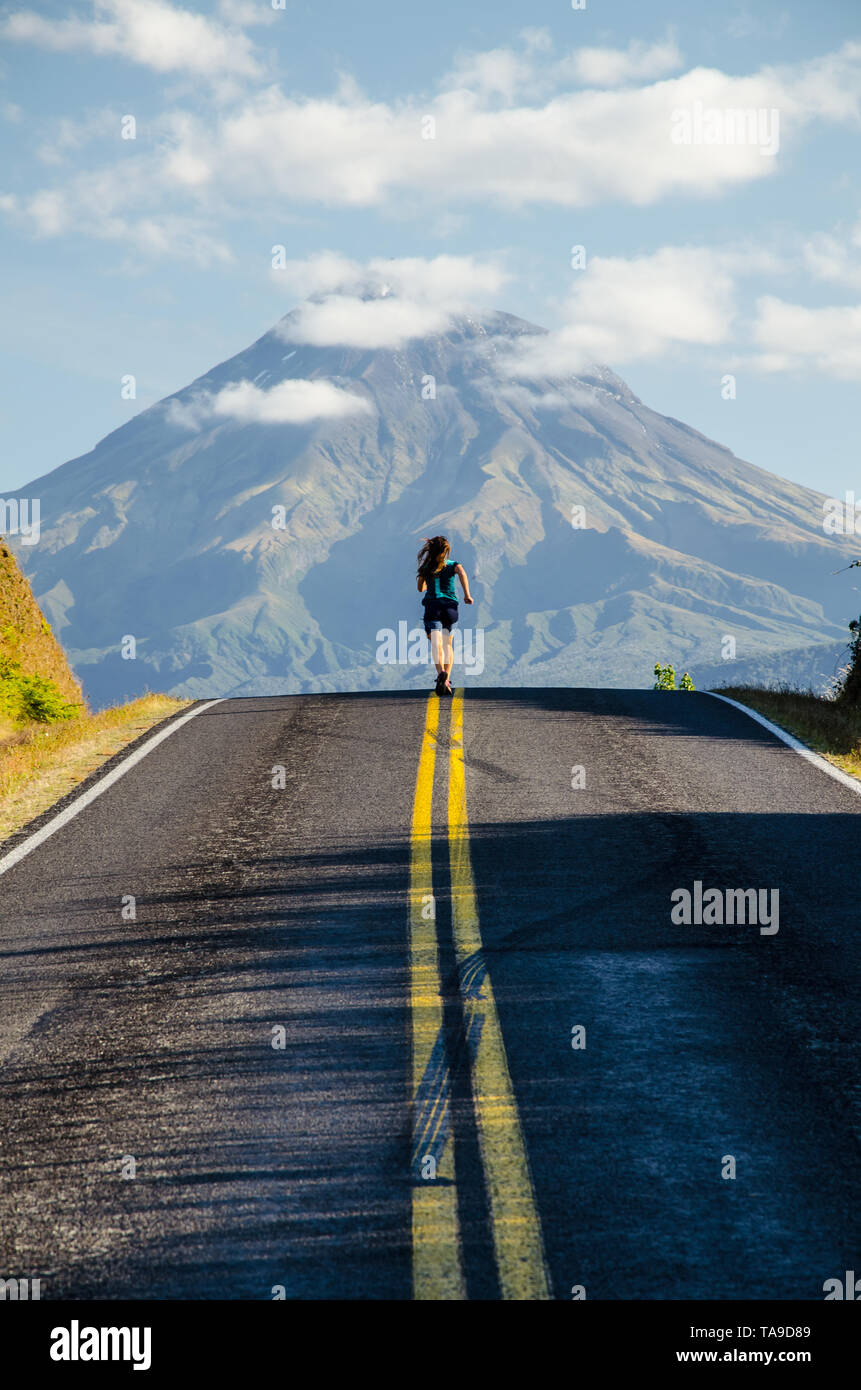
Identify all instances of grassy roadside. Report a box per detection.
[716,685,861,783]
[0,693,191,843]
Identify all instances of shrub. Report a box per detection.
[836,617,861,705]
[653,663,695,691]
[0,656,80,724]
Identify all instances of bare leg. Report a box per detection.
[429,629,445,675]
[442,631,454,684]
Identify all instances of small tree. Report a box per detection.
[832,560,861,702]
[837,617,861,704]
[653,663,695,691]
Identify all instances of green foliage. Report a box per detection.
[654,662,695,691]
[0,654,80,724]
[836,616,861,705]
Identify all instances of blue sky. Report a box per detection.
[1,0,861,498]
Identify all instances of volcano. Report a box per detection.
[6,307,854,706]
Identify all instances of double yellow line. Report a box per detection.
[409,690,551,1300]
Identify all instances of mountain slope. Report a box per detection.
[7,308,854,705]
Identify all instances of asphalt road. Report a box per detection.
[0,689,858,1300]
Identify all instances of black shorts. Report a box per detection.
[423,599,459,634]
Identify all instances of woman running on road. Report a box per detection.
[416,535,473,697]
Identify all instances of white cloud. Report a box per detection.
[273,253,509,348]
[2,0,262,79]
[0,185,231,263]
[727,9,791,42]
[489,239,861,383]
[520,28,553,55]
[493,382,596,412]
[165,397,207,429]
[0,190,70,235]
[216,0,278,25]
[275,252,507,304]
[214,378,373,423]
[430,211,468,239]
[567,37,684,87]
[37,108,121,166]
[803,214,861,290]
[499,247,737,377]
[170,377,374,428]
[270,251,363,299]
[280,296,453,350]
[143,45,861,214]
[445,46,539,101]
[444,30,683,101]
[124,215,233,263]
[751,296,861,380]
[5,37,861,258]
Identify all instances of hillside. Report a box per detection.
[0,539,84,730]
[5,307,855,705]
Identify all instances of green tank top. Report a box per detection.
[425,561,459,603]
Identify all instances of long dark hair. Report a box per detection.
[417,535,451,582]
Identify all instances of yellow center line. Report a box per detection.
[448,688,552,1301]
[409,696,465,1300]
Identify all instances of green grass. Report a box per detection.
[716,684,861,782]
[0,693,191,842]
[0,543,193,843]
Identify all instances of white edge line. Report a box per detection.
[0,698,224,878]
[705,691,861,800]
